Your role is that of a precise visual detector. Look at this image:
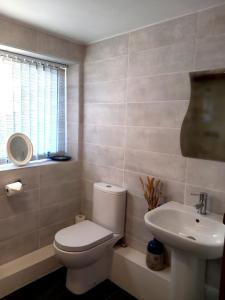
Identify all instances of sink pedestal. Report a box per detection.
[170,249,205,300]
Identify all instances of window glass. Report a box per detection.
[0,52,67,164]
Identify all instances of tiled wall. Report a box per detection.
[82,3,225,273]
[0,17,84,265]
[0,161,81,264]
[0,15,84,61]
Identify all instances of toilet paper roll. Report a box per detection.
[75,214,86,224]
[5,181,23,197]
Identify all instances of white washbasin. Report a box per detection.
[144,201,225,259]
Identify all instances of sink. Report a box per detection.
[144,201,225,300]
[144,201,225,259]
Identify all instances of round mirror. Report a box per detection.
[7,133,33,166]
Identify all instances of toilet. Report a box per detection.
[53,182,126,294]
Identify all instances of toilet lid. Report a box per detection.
[54,220,113,252]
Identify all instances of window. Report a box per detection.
[0,50,67,164]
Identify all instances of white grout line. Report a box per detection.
[83,123,182,130]
[83,71,189,84]
[82,141,182,157]
[84,99,190,104]
[84,54,128,65]
[84,69,193,84]
[122,35,130,187]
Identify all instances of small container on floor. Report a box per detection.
[146,239,165,271]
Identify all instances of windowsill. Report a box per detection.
[0,158,75,172]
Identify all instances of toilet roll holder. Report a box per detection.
[5,179,25,197]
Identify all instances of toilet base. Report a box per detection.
[66,249,112,294]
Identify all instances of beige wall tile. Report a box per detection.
[39,199,79,228]
[40,161,80,186]
[67,64,80,88]
[40,180,80,208]
[39,219,74,247]
[128,42,194,77]
[82,162,123,186]
[0,17,36,52]
[0,17,84,62]
[67,87,79,104]
[84,103,125,125]
[126,192,148,219]
[126,127,181,154]
[85,34,128,62]
[80,199,93,220]
[81,179,93,203]
[67,100,79,123]
[0,232,38,265]
[129,14,196,52]
[186,158,225,193]
[125,149,186,182]
[125,214,151,243]
[83,144,124,169]
[84,55,127,83]
[127,73,190,102]
[83,125,125,147]
[126,101,189,128]
[197,4,225,38]
[0,189,39,219]
[36,32,84,61]
[84,80,126,103]
[67,143,80,160]
[125,233,147,254]
[195,34,225,70]
[0,211,38,241]
[67,122,79,145]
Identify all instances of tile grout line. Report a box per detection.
[84,70,189,84]
[84,99,190,104]
[122,35,130,187]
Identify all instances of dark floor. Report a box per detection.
[3,268,136,300]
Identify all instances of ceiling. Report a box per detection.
[0,0,224,44]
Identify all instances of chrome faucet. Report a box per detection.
[191,192,208,215]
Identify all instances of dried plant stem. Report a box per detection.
[139,176,162,211]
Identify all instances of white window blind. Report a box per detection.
[0,51,67,164]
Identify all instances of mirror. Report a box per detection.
[180,70,225,162]
[7,133,33,166]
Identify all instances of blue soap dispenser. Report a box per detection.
[146,238,165,271]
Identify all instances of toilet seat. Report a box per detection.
[55,220,113,252]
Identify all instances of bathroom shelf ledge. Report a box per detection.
[0,245,61,298]
[110,247,218,300]
[110,246,171,300]
[0,245,217,300]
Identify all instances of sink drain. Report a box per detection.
[187,236,196,240]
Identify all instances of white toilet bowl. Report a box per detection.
[53,182,126,295]
[53,220,122,294]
